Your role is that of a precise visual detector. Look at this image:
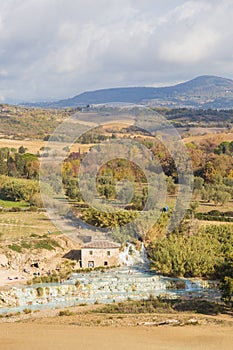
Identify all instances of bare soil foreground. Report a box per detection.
[0,304,233,350]
[0,323,232,350]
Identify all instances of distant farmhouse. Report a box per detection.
[81,240,121,268]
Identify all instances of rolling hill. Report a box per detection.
[25,75,233,109]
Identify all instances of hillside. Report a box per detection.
[25,75,233,109]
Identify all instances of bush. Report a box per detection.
[36,287,44,297]
[10,207,22,212]
[28,193,43,208]
[0,177,39,202]
[58,310,75,317]
[34,238,60,251]
[8,244,22,253]
[21,241,32,249]
[75,280,81,288]
[148,224,233,278]
[96,297,171,314]
[23,308,32,314]
[196,212,233,222]
[220,277,233,307]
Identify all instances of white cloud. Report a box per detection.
[159,27,220,63]
[173,1,210,21]
[0,0,232,101]
[0,69,8,77]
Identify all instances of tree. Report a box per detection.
[103,184,115,200]
[189,201,199,218]
[148,224,233,278]
[117,181,134,204]
[65,179,83,201]
[81,208,136,228]
[0,151,8,175]
[214,191,231,206]
[97,174,116,200]
[14,153,25,176]
[202,162,216,183]
[0,178,39,202]
[18,146,27,154]
[166,176,176,195]
[194,177,204,191]
[29,193,43,208]
[220,277,233,307]
[201,185,215,202]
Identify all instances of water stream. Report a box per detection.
[0,265,220,315]
[0,243,220,315]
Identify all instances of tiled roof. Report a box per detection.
[82,240,120,249]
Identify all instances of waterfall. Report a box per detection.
[119,242,150,267]
[140,243,150,265]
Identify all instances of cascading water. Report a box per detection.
[119,242,150,266]
[0,242,220,315]
[140,243,150,265]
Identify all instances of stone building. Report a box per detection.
[80,240,121,268]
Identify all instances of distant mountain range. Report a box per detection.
[24,75,233,109]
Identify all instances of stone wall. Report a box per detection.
[81,248,120,268]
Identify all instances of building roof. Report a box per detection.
[81,240,120,249]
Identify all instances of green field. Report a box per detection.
[0,199,29,209]
[0,211,58,241]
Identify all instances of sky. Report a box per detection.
[0,0,232,102]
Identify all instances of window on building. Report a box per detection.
[88,261,94,268]
[104,261,108,266]
[89,250,93,255]
[107,251,111,256]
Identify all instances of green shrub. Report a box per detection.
[32,277,42,284]
[58,310,75,317]
[148,224,233,279]
[95,297,172,314]
[34,238,60,251]
[23,308,32,314]
[8,244,22,253]
[21,241,32,249]
[36,287,44,297]
[75,280,81,288]
[51,275,60,283]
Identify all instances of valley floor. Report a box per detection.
[0,322,232,350]
[0,303,233,350]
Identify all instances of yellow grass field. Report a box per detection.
[183,131,233,145]
[198,200,233,213]
[0,138,93,154]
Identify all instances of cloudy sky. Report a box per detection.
[0,0,232,102]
